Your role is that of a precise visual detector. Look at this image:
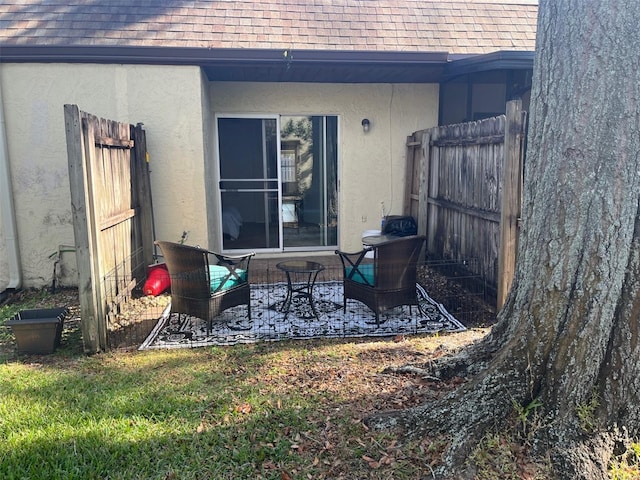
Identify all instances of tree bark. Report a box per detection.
[368,1,640,478]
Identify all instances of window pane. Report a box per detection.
[281,116,338,248]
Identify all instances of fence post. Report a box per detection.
[417,130,431,238]
[133,124,155,267]
[497,100,524,310]
[64,105,103,353]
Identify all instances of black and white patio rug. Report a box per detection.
[139,282,466,350]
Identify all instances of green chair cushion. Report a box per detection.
[346,264,375,286]
[209,265,247,292]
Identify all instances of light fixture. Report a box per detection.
[361,118,371,133]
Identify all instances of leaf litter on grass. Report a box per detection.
[1,287,534,479]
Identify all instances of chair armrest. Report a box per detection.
[335,248,371,270]
[208,252,254,293]
[212,251,255,263]
[335,248,375,286]
[211,252,255,275]
[334,247,372,257]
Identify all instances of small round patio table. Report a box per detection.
[276,260,325,320]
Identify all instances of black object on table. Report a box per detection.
[382,215,418,237]
[276,260,325,320]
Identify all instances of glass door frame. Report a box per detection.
[215,113,340,254]
[216,113,283,254]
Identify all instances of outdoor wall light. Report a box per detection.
[361,118,371,133]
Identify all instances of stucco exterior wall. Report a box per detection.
[208,82,439,252]
[0,65,438,290]
[0,63,207,288]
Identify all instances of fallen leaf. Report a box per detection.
[381,455,394,465]
[234,403,252,414]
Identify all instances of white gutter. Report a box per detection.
[0,76,22,290]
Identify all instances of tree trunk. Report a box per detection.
[368,1,640,478]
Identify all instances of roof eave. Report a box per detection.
[0,45,534,83]
[444,50,535,80]
[0,44,448,63]
[0,45,451,83]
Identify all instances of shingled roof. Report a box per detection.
[0,0,537,55]
[0,1,538,83]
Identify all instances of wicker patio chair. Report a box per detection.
[155,241,255,333]
[335,235,426,325]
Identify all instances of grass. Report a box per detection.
[3,349,330,479]
[0,344,458,480]
[610,443,640,480]
[2,289,493,479]
[0,288,570,479]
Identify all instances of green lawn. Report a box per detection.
[1,347,325,479]
[15,290,635,478]
[1,289,459,479]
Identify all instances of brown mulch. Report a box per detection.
[417,264,497,328]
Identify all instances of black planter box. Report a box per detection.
[6,308,68,354]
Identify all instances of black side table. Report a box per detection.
[276,260,325,320]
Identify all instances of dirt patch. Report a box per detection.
[417,265,497,328]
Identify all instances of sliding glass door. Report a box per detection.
[218,116,279,250]
[217,114,338,252]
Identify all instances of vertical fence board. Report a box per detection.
[85,115,110,351]
[404,100,525,304]
[132,124,154,268]
[65,104,102,353]
[497,100,526,309]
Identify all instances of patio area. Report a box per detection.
[138,279,465,350]
[106,255,495,350]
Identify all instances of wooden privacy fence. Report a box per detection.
[64,105,154,353]
[404,100,526,309]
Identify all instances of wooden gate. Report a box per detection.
[64,105,154,353]
[405,100,526,309]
